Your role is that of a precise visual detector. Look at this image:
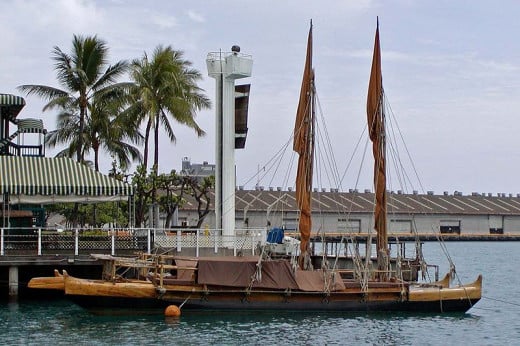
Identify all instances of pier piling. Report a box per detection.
[9,266,19,299]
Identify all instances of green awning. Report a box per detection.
[0,94,26,120]
[0,156,133,198]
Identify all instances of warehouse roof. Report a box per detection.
[178,188,520,216]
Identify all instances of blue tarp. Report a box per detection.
[266,227,284,244]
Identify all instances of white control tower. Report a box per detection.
[206,46,253,238]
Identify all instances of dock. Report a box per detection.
[304,232,520,242]
[1,228,519,300]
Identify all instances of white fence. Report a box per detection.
[0,227,267,257]
[154,228,267,256]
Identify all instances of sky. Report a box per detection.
[1,0,520,196]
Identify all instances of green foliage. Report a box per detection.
[47,201,129,228]
[132,164,156,227]
[131,164,215,228]
[81,229,109,236]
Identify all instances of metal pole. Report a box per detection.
[37,228,42,256]
[196,229,200,257]
[111,232,115,256]
[214,229,218,254]
[74,229,79,256]
[147,229,151,254]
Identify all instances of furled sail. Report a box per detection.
[294,22,315,270]
[366,19,389,280]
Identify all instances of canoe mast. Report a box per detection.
[367,18,389,280]
[294,21,315,270]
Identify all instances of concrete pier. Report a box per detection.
[9,266,18,298]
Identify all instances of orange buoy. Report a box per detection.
[164,305,181,317]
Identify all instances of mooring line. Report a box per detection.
[482,295,520,307]
[179,294,192,309]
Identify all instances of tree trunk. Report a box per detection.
[93,142,100,172]
[143,119,152,171]
[78,94,87,163]
[154,114,160,170]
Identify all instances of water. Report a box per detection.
[1,242,519,345]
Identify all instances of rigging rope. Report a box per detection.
[482,296,520,308]
[237,62,466,292]
[247,245,267,293]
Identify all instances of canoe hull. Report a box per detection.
[66,291,480,313]
[62,274,481,314]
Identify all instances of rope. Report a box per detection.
[394,236,407,298]
[482,295,520,308]
[179,294,192,309]
[247,245,266,293]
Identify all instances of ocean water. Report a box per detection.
[1,242,519,346]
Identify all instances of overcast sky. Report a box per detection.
[1,0,520,196]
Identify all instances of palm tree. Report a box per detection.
[18,34,129,164]
[128,45,210,227]
[128,45,211,171]
[45,89,143,172]
[88,91,143,172]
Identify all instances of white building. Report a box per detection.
[176,188,520,235]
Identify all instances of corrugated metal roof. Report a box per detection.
[179,189,520,216]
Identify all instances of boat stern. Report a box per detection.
[408,274,482,312]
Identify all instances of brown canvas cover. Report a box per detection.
[197,256,299,290]
[294,269,346,292]
[174,258,198,281]
[196,256,346,292]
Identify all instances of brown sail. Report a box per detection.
[366,19,389,280]
[293,22,315,269]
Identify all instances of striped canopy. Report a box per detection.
[17,118,46,134]
[0,156,133,200]
[0,94,26,119]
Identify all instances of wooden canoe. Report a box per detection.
[27,269,65,291]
